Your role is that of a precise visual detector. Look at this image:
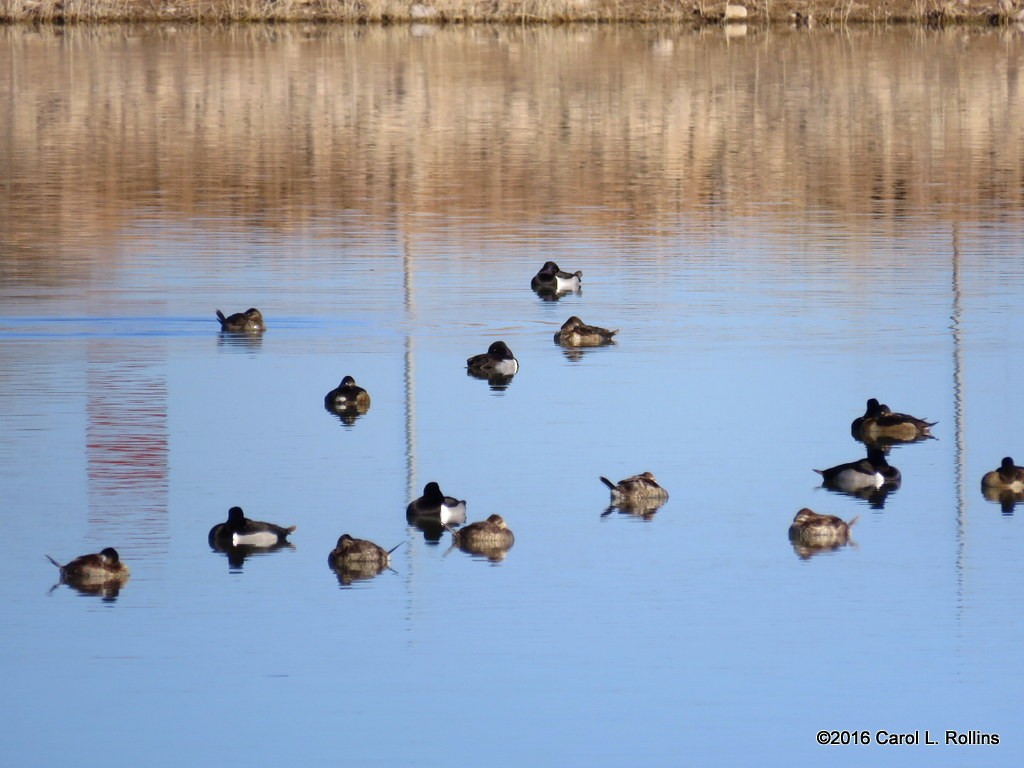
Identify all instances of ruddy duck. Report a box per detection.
[981,457,1024,491]
[451,514,515,558]
[600,472,669,502]
[554,316,618,347]
[787,508,859,545]
[327,534,400,567]
[851,398,935,441]
[406,482,467,526]
[466,341,519,377]
[324,376,371,411]
[215,307,265,333]
[814,448,900,491]
[208,506,295,548]
[47,547,130,583]
[531,261,582,293]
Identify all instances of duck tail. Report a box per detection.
[600,476,616,490]
[216,310,226,324]
[812,469,824,476]
[45,555,62,569]
[387,541,405,556]
[847,515,861,528]
[443,523,462,541]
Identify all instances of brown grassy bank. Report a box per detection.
[2,0,1024,26]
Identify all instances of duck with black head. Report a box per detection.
[530,261,582,294]
[981,457,1024,492]
[466,341,519,378]
[851,398,935,443]
[208,506,295,549]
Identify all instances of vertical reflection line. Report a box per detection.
[403,230,417,504]
[403,229,418,593]
[951,223,965,612]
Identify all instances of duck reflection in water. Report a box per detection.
[466,341,518,390]
[813,447,901,509]
[216,329,263,351]
[601,496,664,520]
[406,482,467,543]
[447,514,515,562]
[788,508,858,560]
[981,457,1024,514]
[46,547,130,601]
[323,375,371,425]
[328,534,402,586]
[208,506,296,570]
[851,397,936,446]
[530,261,582,300]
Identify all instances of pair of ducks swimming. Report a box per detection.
[795,398,937,547]
[464,314,619,379]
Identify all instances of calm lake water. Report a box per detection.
[2,22,1023,766]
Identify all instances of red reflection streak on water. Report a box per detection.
[86,339,169,555]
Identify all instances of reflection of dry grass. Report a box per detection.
[2,23,1022,270]
[0,0,1018,23]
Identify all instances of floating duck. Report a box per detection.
[215,307,265,333]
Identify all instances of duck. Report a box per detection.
[450,514,516,557]
[851,398,935,441]
[531,261,582,293]
[208,506,295,548]
[554,316,618,347]
[46,547,130,583]
[981,457,1024,491]
[215,307,265,333]
[600,472,669,502]
[324,376,371,411]
[814,448,900,491]
[406,482,467,526]
[327,534,399,567]
[787,508,859,545]
[466,341,519,377]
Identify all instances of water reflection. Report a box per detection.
[217,331,264,352]
[4,25,1023,270]
[209,541,296,572]
[601,498,665,520]
[981,487,1024,515]
[329,560,390,586]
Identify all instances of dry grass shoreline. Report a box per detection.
[2,0,1023,26]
